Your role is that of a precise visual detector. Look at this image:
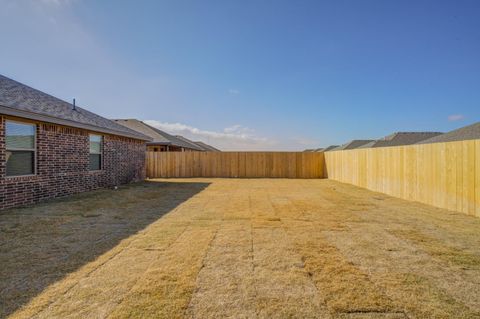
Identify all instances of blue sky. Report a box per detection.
[1,0,479,150]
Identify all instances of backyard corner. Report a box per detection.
[1,179,480,319]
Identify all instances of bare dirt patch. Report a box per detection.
[1,179,480,318]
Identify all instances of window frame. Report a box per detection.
[5,119,37,177]
[88,134,103,171]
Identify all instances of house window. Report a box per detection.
[89,134,102,170]
[5,121,36,176]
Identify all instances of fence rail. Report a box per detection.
[324,139,480,217]
[146,152,325,179]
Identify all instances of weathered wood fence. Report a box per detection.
[324,140,480,217]
[146,152,325,178]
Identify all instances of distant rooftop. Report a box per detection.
[175,135,205,150]
[175,135,220,152]
[331,140,374,151]
[193,141,221,152]
[113,119,204,150]
[361,132,443,148]
[113,119,171,145]
[417,122,480,144]
[323,145,340,152]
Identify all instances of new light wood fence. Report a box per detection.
[324,140,480,217]
[146,152,325,179]
[145,141,479,217]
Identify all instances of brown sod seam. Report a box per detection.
[2,178,480,318]
[107,225,218,318]
[324,223,480,318]
[2,181,210,318]
[391,229,480,270]
[251,221,329,318]
[279,220,396,315]
[185,220,257,318]
[267,192,396,315]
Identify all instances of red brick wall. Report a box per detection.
[0,116,146,210]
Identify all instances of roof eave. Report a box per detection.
[0,105,152,141]
[147,141,172,146]
[170,143,204,150]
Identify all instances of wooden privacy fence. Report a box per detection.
[145,141,479,217]
[146,152,325,178]
[324,139,480,217]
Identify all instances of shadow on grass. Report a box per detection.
[0,180,210,318]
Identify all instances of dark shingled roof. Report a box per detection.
[174,135,210,151]
[361,132,443,148]
[0,74,149,140]
[113,119,171,145]
[417,122,480,144]
[156,132,203,150]
[358,141,376,149]
[174,136,220,152]
[323,145,340,152]
[192,141,221,152]
[113,119,204,151]
[331,140,374,151]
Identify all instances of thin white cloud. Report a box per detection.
[223,124,254,134]
[448,114,465,122]
[144,120,322,151]
[144,120,278,151]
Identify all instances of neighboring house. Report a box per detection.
[175,136,220,152]
[175,135,201,150]
[0,74,150,210]
[193,141,221,152]
[113,119,204,152]
[323,145,340,152]
[360,132,443,148]
[330,140,374,151]
[416,122,480,144]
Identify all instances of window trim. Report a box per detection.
[88,134,103,171]
[5,119,37,177]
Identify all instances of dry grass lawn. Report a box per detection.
[1,179,480,319]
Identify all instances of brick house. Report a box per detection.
[0,75,150,210]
